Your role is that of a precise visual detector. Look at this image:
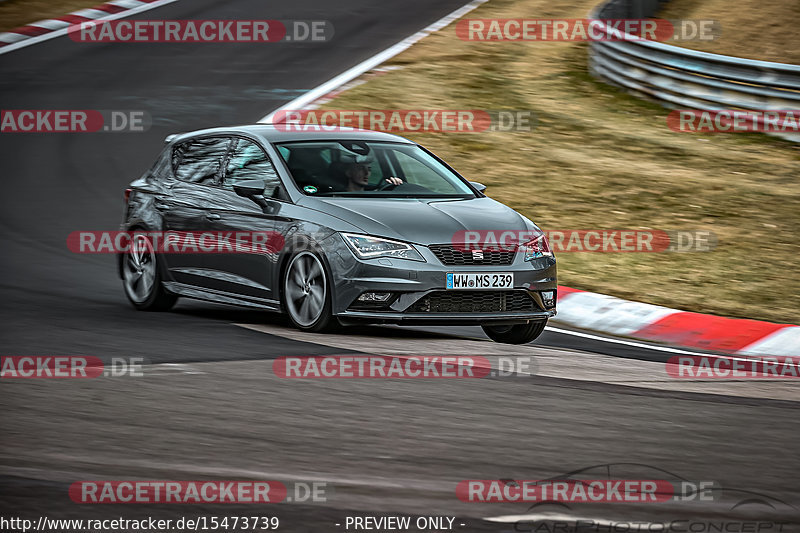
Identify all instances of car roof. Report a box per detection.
[166,124,416,145]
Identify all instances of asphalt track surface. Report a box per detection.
[0,0,798,531]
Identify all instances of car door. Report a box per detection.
[157,136,232,287]
[201,136,285,304]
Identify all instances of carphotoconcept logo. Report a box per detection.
[513,513,795,533]
[1,110,150,133]
[272,110,535,132]
[499,463,797,527]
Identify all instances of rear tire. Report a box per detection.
[122,233,178,311]
[482,320,547,344]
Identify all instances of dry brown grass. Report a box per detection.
[321,0,800,324]
[659,0,800,64]
[0,0,105,32]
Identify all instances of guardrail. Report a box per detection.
[588,0,800,142]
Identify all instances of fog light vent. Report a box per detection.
[541,290,556,309]
[357,292,392,302]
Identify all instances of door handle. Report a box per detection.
[206,213,221,221]
[154,202,170,210]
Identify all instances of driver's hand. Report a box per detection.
[385,177,403,186]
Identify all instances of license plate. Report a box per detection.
[446,272,514,290]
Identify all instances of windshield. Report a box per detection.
[275,141,476,198]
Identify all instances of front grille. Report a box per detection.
[407,291,536,313]
[429,244,515,266]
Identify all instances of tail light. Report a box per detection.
[124,188,132,204]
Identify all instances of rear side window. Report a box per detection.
[223,138,282,197]
[172,137,231,185]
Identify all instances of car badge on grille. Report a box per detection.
[472,249,484,260]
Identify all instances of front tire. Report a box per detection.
[482,320,547,344]
[122,233,178,311]
[283,251,337,332]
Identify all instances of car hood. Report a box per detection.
[303,196,529,245]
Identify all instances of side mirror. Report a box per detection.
[233,178,266,198]
[470,181,487,193]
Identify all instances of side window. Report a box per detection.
[172,137,231,185]
[223,138,281,197]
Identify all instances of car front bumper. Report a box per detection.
[337,309,556,326]
[325,235,557,325]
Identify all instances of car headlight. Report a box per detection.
[521,231,553,261]
[341,233,425,262]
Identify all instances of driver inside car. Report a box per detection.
[343,154,403,192]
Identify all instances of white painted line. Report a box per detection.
[0,0,179,55]
[545,325,731,357]
[548,325,800,362]
[259,0,490,123]
[147,363,205,375]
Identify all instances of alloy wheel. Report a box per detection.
[123,234,157,303]
[284,252,327,327]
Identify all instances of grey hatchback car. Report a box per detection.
[119,125,557,344]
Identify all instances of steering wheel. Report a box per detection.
[375,178,403,191]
